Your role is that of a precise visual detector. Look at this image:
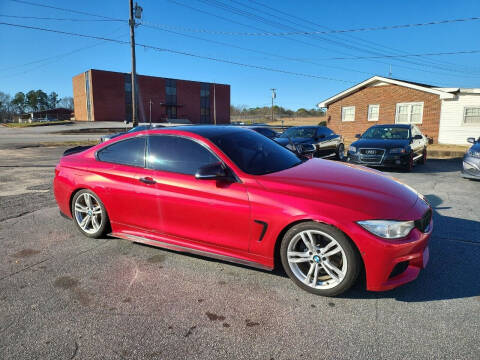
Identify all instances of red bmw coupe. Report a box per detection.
[54,126,432,296]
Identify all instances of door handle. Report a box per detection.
[139,176,156,185]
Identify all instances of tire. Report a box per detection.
[404,153,414,172]
[280,222,361,296]
[419,147,427,165]
[71,189,109,238]
[336,143,345,161]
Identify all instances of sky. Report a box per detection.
[1,0,480,110]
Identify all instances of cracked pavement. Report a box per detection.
[0,146,479,359]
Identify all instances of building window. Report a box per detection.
[200,83,211,124]
[341,106,355,122]
[368,104,379,121]
[165,79,177,119]
[464,107,480,124]
[395,102,423,124]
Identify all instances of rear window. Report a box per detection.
[97,137,146,167]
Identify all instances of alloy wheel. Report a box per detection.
[74,192,103,235]
[287,230,347,290]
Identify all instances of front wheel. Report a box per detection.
[404,153,414,172]
[419,148,427,165]
[72,189,109,238]
[280,222,361,296]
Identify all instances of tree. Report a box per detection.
[0,91,13,122]
[59,96,74,110]
[11,92,26,114]
[48,91,59,109]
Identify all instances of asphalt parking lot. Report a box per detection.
[0,146,479,359]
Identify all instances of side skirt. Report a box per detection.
[110,232,273,271]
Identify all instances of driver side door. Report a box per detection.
[145,135,252,252]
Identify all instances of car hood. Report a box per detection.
[274,137,314,146]
[351,138,410,149]
[256,159,420,220]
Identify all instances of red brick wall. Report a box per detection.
[72,69,231,124]
[325,84,441,143]
[72,73,87,121]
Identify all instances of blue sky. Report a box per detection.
[1,0,480,110]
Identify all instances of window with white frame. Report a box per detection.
[395,102,424,124]
[368,104,379,121]
[464,107,480,124]
[341,106,355,122]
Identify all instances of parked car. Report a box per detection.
[462,136,480,180]
[100,124,164,142]
[348,124,428,171]
[274,126,345,160]
[54,126,432,296]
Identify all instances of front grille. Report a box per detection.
[415,209,432,233]
[358,148,385,164]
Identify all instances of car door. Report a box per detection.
[145,134,252,252]
[410,126,423,158]
[315,127,336,157]
[95,135,158,230]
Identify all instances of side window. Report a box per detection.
[147,136,219,175]
[97,137,145,167]
[317,127,333,137]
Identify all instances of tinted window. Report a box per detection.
[147,135,218,175]
[254,128,277,138]
[97,137,145,167]
[208,130,302,175]
[280,127,316,138]
[362,126,410,140]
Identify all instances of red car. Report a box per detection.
[54,126,432,296]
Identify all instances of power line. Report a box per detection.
[321,50,480,60]
[0,14,125,22]
[140,15,480,37]
[0,21,356,84]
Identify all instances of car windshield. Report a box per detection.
[280,127,316,138]
[208,130,303,175]
[362,126,410,140]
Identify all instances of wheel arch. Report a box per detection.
[273,219,366,282]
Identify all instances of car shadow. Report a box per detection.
[343,193,480,302]
[379,158,463,174]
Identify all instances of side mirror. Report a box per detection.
[317,134,326,140]
[195,162,230,181]
[413,134,423,140]
[467,137,476,144]
[355,134,361,139]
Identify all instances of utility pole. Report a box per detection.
[129,1,142,127]
[270,88,276,124]
[213,82,216,125]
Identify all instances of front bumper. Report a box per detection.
[347,151,410,168]
[462,155,480,179]
[349,199,432,292]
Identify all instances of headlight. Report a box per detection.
[349,145,356,153]
[357,220,415,239]
[468,150,480,158]
[390,148,406,154]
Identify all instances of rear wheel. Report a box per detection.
[280,222,360,296]
[336,143,345,161]
[419,147,427,165]
[72,190,109,238]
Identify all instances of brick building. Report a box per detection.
[318,76,480,144]
[72,69,230,124]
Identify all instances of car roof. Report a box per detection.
[162,125,251,137]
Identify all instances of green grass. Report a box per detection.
[3,120,73,128]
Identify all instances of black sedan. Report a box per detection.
[274,126,345,160]
[347,124,427,171]
[462,137,480,180]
